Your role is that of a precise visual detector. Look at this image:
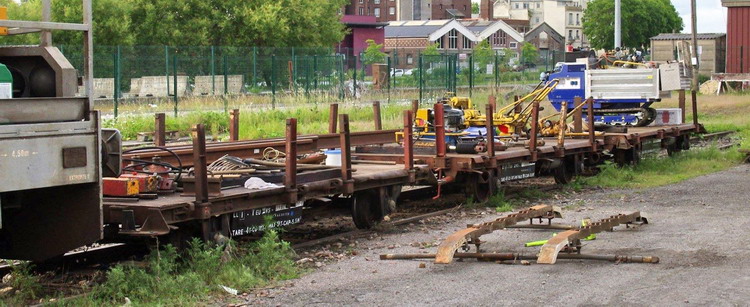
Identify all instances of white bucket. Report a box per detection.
[324,149,342,166]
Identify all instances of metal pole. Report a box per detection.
[434,102,446,158]
[328,103,339,134]
[418,55,423,104]
[223,53,228,95]
[614,0,621,49]
[339,114,354,194]
[252,47,257,88]
[690,0,700,127]
[154,113,166,147]
[469,55,473,97]
[82,0,93,106]
[165,46,169,96]
[113,47,119,118]
[271,54,276,108]
[191,124,209,204]
[403,110,414,171]
[211,46,215,95]
[229,109,240,142]
[387,56,391,103]
[173,53,178,116]
[285,118,298,204]
[353,55,357,98]
[373,101,382,130]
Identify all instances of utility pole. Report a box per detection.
[690,0,699,90]
[614,0,621,49]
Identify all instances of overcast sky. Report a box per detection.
[472,0,728,33]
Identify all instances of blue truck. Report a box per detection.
[545,62,668,126]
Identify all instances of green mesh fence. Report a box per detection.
[50,45,563,116]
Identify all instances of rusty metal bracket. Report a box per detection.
[434,205,562,264]
[119,208,171,236]
[537,212,649,264]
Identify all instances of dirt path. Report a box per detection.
[250,165,750,306]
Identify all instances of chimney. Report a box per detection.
[480,0,494,20]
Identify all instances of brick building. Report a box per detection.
[384,19,523,69]
[344,0,471,22]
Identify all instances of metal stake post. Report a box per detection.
[285,119,298,204]
[373,101,382,130]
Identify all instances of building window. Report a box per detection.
[568,13,573,25]
[536,3,540,8]
[568,30,573,40]
[492,31,507,47]
[440,4,442,9]
[534,17,539,24]
[576,14,580,25]
[509,42,518,49]
[463,36,472,49]
[407,54,413,64]
[374,8,380,17]
[575,30,580,39]
[514,3,519,9]
[374,0,380,3]
[389,7,395,15]
[359,0,363,3]
[359,7,364,15]
[523,3,528,9]
[448,29,458,49]
[436,37,444,49]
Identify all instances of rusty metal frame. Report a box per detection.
[537,211,648,264]
[434,205,562,264]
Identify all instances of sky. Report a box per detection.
[471,0,728,33]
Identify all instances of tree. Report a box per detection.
[471,2,479,14]
[472,40,493,69]
[51,0,135,46]
[583,0,683,50]
[129,0,348,47]
[520,42,538,65]
[422,42,440,56]
[362,39,386,65]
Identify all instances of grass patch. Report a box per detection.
[577,146,744,189]
[4,227,298,306]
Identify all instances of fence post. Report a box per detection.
[313,55,319,90]
[469,54,474,97]
[165,46,169,97]
[387,56,391,103]
[172,53,178,116]
[352,55,357,99]
[494,53,499,90]
[418,55,423,104]
[252,47,257,89]
[291,47,296,95]
[223,53,228,95]
[285,119,298,204]
[113,46,120,118]
[211,46,216,95]
[271,54,276,108]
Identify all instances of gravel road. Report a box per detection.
[251,165,750,306]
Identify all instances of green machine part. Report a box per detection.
[0,63,12,99]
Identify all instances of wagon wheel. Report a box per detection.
[464,172,495,203]
[554,157,579,184]
[351,190,383,229]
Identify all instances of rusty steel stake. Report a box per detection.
[328,103,338,134]
[154,113,166,147]
[373,101,382,131]
[529,101,540,161]
[285,118,298,204]
[191,124,209,204]
[434,102,446,158]
[573,96,583,134]
[339,114,354,194]
[229,109,240,142]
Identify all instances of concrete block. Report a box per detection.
[138,76,189,97]
[93,78,114,98]
[193,75,244,95]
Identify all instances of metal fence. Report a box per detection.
[54,45,566,116]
